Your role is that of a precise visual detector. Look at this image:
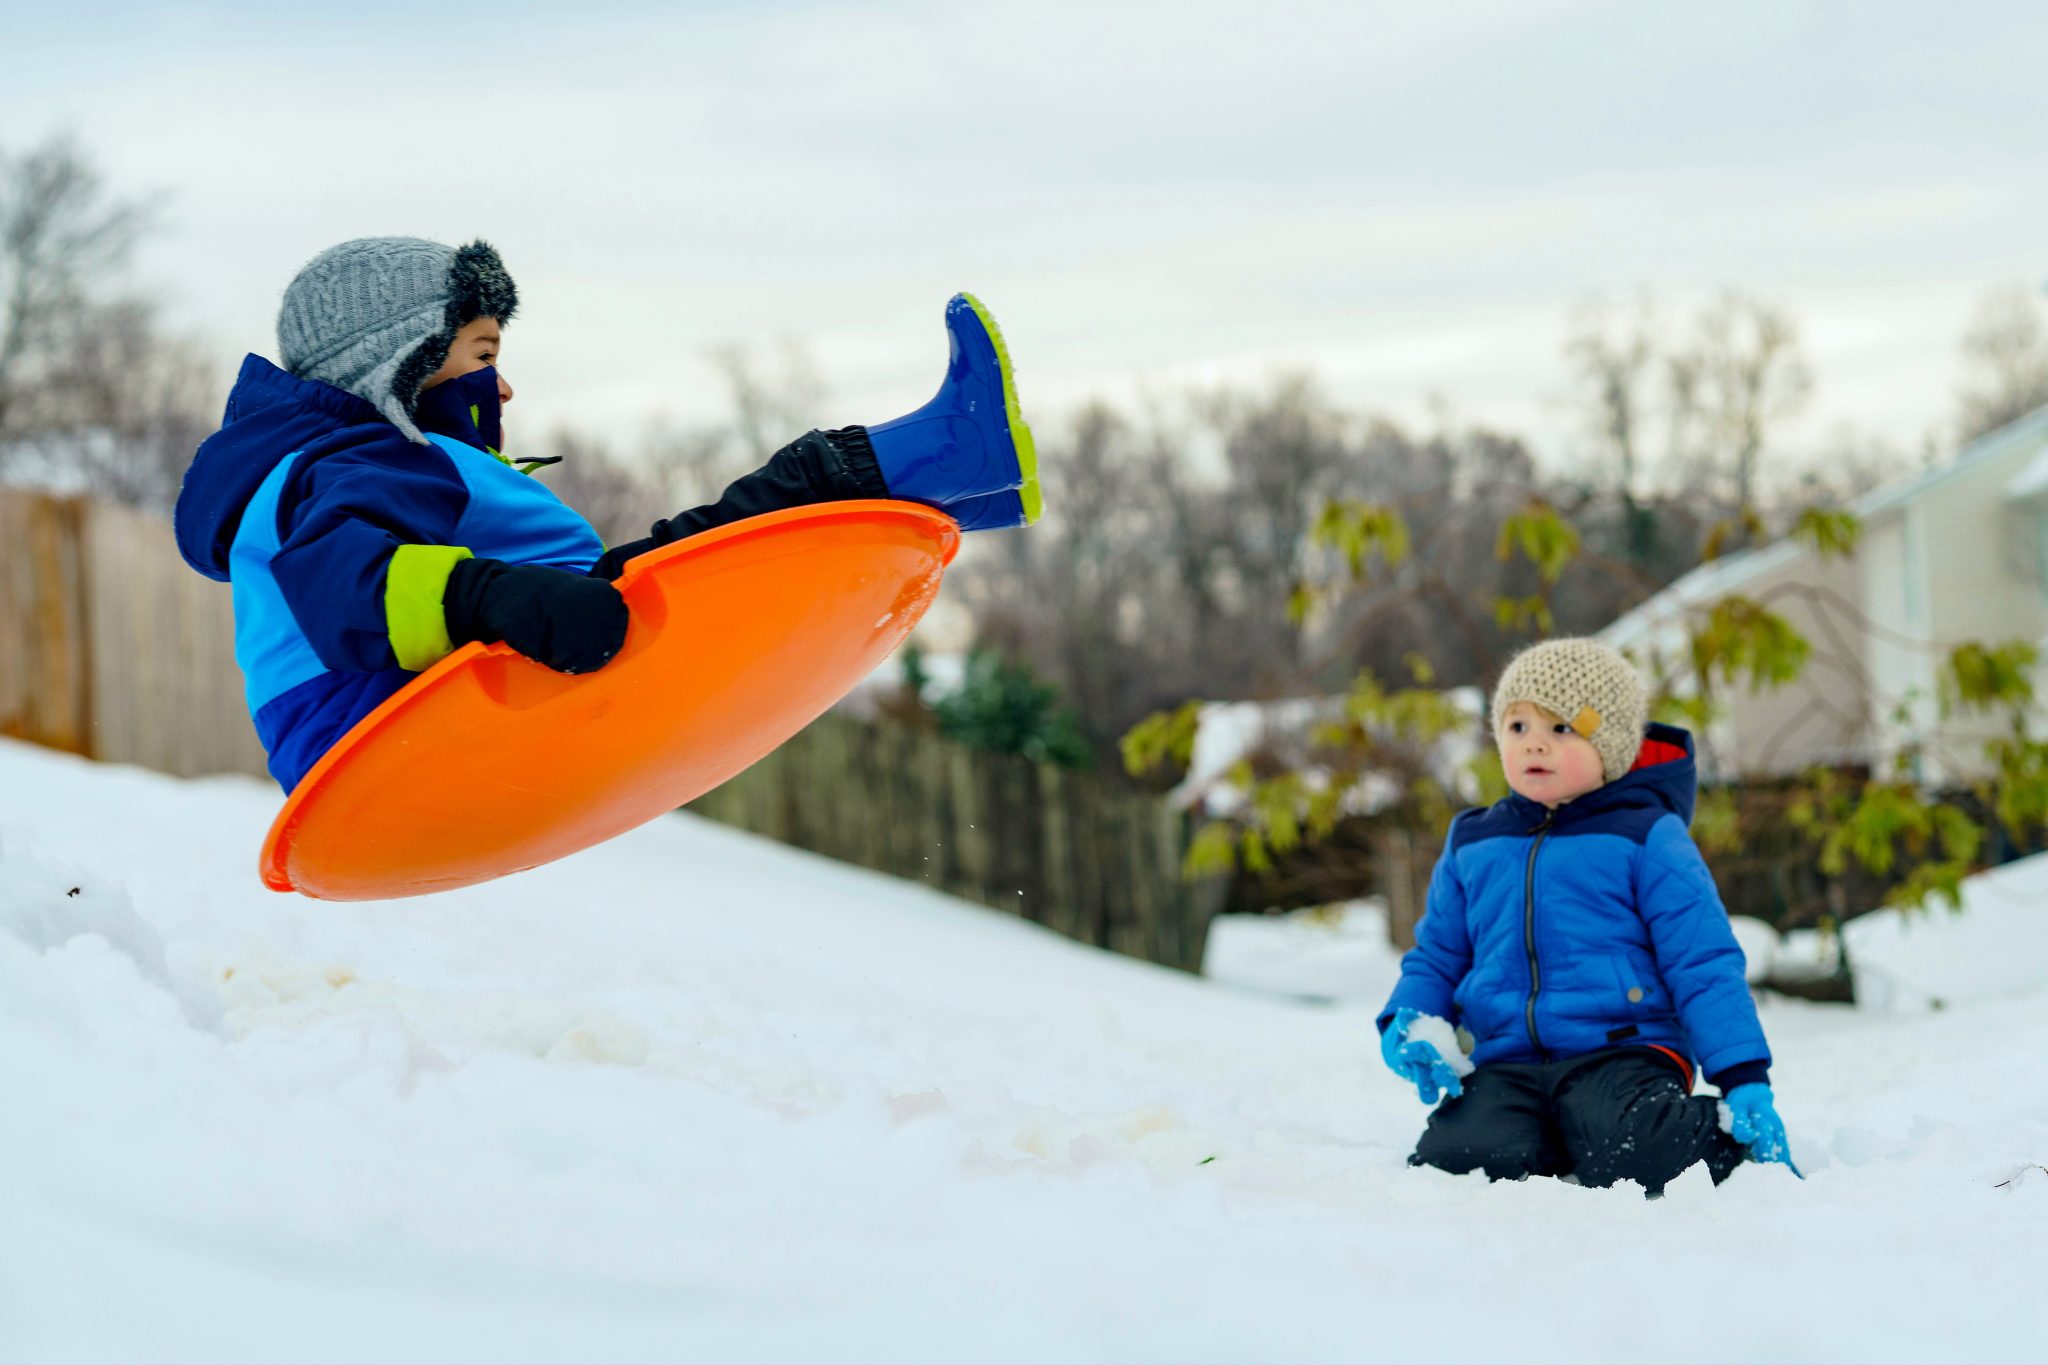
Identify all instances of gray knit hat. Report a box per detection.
[277,236,518,444]
[1490,637,1649,783]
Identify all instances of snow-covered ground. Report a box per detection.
[2,737,2044,1365]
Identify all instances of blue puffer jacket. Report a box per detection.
[173,356,604,792]
[1377,725,1771,1092]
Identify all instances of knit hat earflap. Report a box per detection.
[276,237,518,444]
[1490,637,1649,784]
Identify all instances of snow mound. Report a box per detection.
[1728,913,1780,983]
[0,837,220,1029]
[1843,851,2048,1010]
[1202,898,1405,1003]
[2,738,2046,1364]
[0,836,169,978]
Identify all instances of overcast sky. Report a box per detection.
[8,0,2048,474]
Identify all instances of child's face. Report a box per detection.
[1497,701,1607,809]
[422,316,514,407]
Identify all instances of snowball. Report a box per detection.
[1405,1011,1474,1077]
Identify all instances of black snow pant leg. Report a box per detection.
[589,428,888,580]
[1552,1052,1747,1194]
[1410,1063,1567,1181]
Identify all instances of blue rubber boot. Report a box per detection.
[943,479,1042,531]
[867,293,1039,516]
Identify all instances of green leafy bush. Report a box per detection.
[934,649,1093,769]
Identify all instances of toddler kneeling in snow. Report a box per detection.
[1378,639,1797,1194]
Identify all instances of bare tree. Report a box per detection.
[535,425,672,548]
[706,339,826,465]
[1954,283,2048,446]
[950,388,1221,746]
[947,398,1168,743]
[560,338,833,549]
[1760,421,1912,511]
[8,298,218,511]
[0,134,152,440]
[1666,291,1813,517]
[1563,290,1659,501]
[0,134,221,513]
[623,413,740,514]
[946,371,1719,751]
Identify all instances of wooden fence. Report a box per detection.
[1,489,270,779]
[688,714,1225,972]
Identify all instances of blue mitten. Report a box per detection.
[1723,1083,1803,1177]
[1380,1007,1467,1105]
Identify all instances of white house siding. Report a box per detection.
[1602,405,2048,789]
[1609,612,1741,779]
[1857,515,1931,778]
[1605,544,1868,781]
[1727,547,1870,777]
[1860,432,2048,783]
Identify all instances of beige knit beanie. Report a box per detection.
[1490,638,1648,783]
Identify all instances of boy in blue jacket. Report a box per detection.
[1378,638,1797,1193]
[174,237,1038,792]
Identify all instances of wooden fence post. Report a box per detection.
[1378,826,1434,950]
[2,491,274,779]
[0,493,92,755]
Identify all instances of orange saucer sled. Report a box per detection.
[261,501,960,900]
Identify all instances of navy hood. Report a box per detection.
[1497,721,1698,830]
[173,355,386,581]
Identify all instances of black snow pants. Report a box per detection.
[1411,1048,1747,1195]
[588,427,888,581]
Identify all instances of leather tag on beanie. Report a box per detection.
[1570,706,1602,739]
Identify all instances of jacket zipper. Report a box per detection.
[1523,814,1552,1058]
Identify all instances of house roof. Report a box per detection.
[1599,539,1803,652]
[1854,399,2048,522]
[1601,399,2048,649]
[2007,443,2048,502]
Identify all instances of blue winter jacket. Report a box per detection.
[1377,725,1771,1092]
[173,356,604,792]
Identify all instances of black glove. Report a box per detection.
[443,557,629,674]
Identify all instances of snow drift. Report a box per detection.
[1,737,2044,1364]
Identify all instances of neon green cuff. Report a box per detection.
[385,544,473,672]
